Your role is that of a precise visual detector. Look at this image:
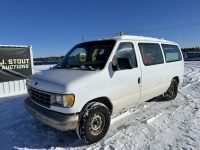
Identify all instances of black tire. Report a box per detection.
[163,79,178,100]
[76,102,110,144]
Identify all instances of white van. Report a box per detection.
[24,35,184,143]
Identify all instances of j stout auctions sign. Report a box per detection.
[0,46,33,83]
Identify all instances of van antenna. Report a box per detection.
[81,35,86,42]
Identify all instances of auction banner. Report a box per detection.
[0,46,33,83]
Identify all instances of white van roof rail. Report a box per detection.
[102,35,174,43]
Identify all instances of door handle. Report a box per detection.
[138,77,141,84]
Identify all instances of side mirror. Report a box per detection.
[112,56,117,71]
[117,58,132,70]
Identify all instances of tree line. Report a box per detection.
[34,56,64,62]
[181,47,200,53]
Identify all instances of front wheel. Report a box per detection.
[163,79,178,100]
[76,102,110,144]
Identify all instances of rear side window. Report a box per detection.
[138,43,164,66]
[161,44,182,62]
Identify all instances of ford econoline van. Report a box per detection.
[24,35,184,143]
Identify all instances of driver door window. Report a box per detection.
[115,42,138,68]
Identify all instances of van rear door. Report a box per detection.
[138,43,166,102]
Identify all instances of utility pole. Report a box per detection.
[81,35,85,42]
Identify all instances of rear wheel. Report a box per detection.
[163,79,178,100]
[76,102,110,144]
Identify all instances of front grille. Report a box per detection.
[28,87,52,108]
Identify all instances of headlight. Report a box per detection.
[55,94,75,107]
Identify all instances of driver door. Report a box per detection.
[110,42,141,111]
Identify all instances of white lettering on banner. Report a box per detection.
[0,58,30,70]
[0,59,5,65]
[2,64,29,70]
[8,59,30,65]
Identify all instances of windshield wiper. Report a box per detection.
[80,65,95,71]
[54,64,74,69]
[53,64,66,68]
[54,64,95,71]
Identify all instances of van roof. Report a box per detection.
[101,35,176,44]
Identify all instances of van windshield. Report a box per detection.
[56,40,116,70]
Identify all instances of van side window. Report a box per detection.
[138,43,164,66]
[161,44,182,62]
[115,42,138,68]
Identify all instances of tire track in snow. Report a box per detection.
[182,62,200,89]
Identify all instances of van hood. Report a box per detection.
[27,68,94,94]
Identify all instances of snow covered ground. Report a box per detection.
[1,61,200,150]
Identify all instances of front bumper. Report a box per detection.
[24,97,79,131]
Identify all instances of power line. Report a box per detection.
[126,22,200,34]
[82,22,200,40]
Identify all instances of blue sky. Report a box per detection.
[0,0,200,58]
